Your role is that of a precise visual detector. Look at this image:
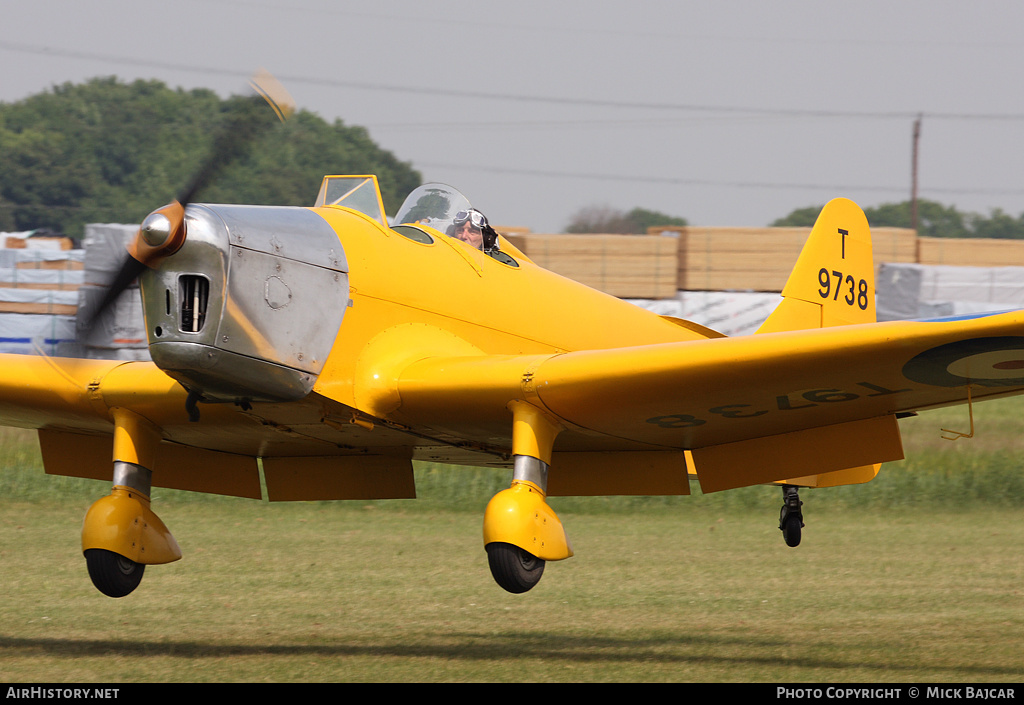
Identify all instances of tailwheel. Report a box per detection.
[486,542,545,594]
[85,549,145,598]
[781,513,802,548]
[779,485,804,548]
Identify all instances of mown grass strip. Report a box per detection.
[0,398,1022,681]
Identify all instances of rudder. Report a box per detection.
[757,198,875,334]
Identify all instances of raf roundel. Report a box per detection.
[902,336,1024,388]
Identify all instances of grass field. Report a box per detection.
[0,398,1023,682]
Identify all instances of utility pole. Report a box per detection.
[911,114,922,233]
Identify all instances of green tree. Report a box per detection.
[772,199,1024,239]
[966,208,1024,240]
[864,200,970,239]
[0,77,421,236]
[626,207,688,232]
[565,205,687,233]
[769,206,822,227]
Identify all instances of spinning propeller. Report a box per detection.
[86,70,295,329]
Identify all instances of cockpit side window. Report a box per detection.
[392,225,434,244]
[488,249,518,267]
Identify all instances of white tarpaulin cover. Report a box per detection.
[629,291,782,336]
[0,225,148,359]
[877,263,1024,321]
[77,224,148,356]
[0,287,78,306]
[0,313,79,356]
[83,223,138,286]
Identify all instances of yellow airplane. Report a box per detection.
[4,84,1023,599]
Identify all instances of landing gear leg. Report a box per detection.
[779,485,804,547]
[483,401,572,593]
[81,409,181,597]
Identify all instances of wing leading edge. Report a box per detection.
[0,355,268,498]
[390,310,1024,492]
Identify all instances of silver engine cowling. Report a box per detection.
[139,204,348,403]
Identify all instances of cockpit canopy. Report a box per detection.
[315,176,513,262]
[393,183,472,235]
[314,176,388,226]
[314,177,473,237]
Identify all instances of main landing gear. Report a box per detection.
[483,401,573,594]
[779,485,804,547]
[81,409,181,597]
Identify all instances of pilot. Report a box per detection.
[452,208,498,252]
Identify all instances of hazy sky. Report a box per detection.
[3,0,1024,233]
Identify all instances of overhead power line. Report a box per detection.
[419,161,1024,198]
[4,40,1024,122]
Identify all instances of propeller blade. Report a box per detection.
[84,71,295,332]
[86,255,148,331]
[178,70,295,206]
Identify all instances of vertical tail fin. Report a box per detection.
[755,198,891,490]
[757,198,875,334]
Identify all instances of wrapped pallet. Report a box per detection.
[76,224,150,360]
[0,313,80,356]
[877,262,1024,321]
[0,287,78,315]
[83,223,139,286]
[3,248,84,271]
[0,315,80,358]
[75,284,148,355]
[3,229,74,251]
[629,290,783,336]
[0,267,83,291]
[0,238,86,357]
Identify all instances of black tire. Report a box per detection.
[782,514,802,548]
[85,549,145,598]
[486,542,545,594]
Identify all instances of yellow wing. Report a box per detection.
[380,198,1024,493]
[0,355,421,501]
[388,310,1024,492]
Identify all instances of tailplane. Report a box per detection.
[757,198,875,334]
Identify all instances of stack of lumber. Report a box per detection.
[651,226,918,292]
[503,233,679,299]
[917,237,1024,266]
